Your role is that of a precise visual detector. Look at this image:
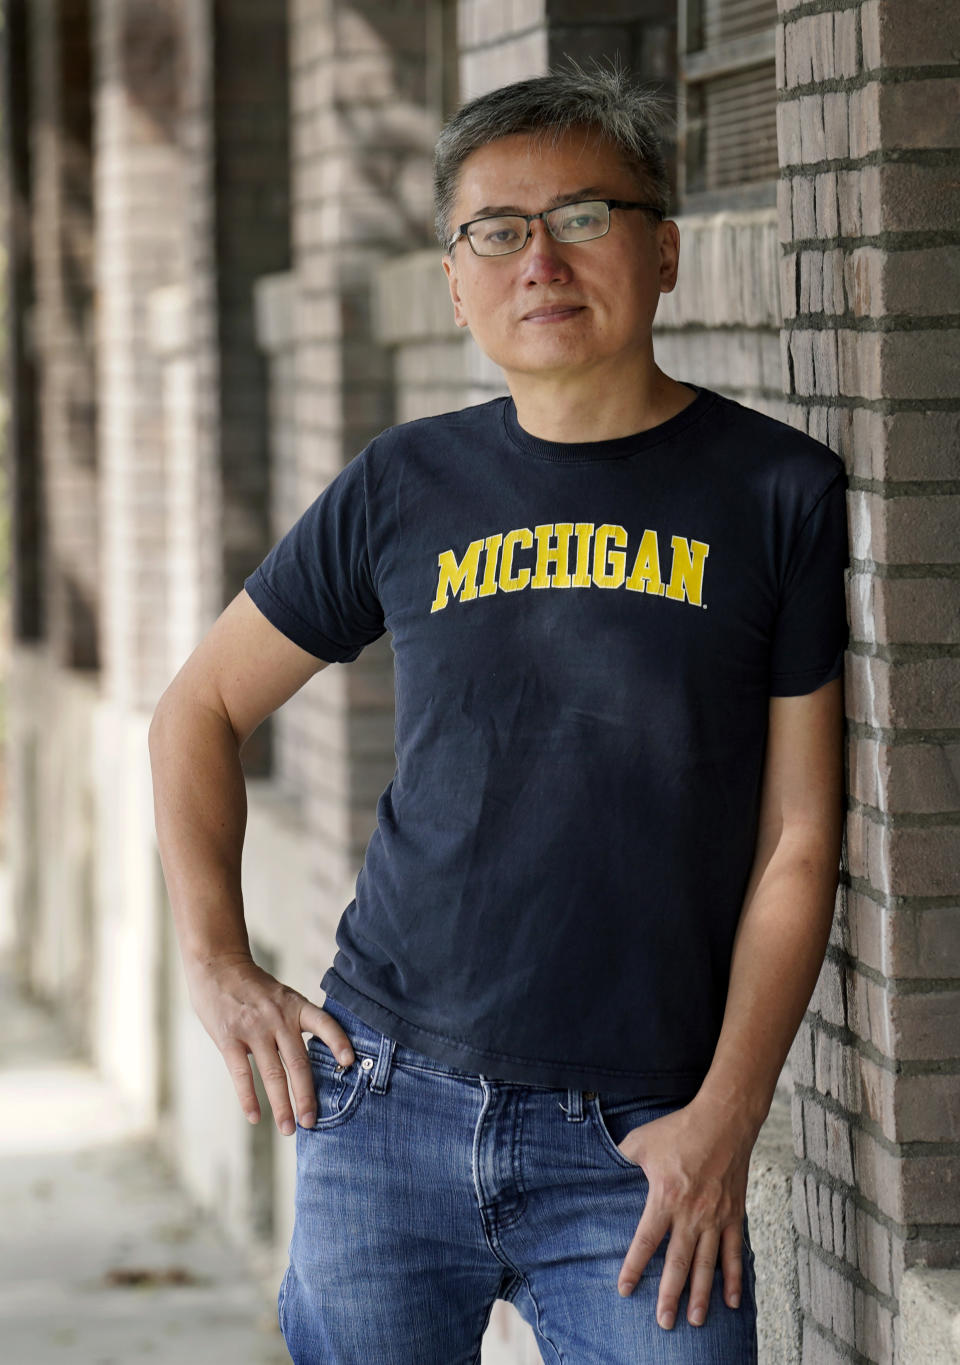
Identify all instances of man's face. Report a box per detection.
[441,127,679,387]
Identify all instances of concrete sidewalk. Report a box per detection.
[0,949,290,1365]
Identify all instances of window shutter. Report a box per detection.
[679,0,778,210]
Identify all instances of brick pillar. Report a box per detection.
[0,0,43,648]
[776,2,960,1361]
[94,0,187,711]
[177,0,223,668]
[289,0,435,988]
[171,0,292,777]
[209,2,292,603]
[29,0,98,670]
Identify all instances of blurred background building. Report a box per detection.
[0,1,958,1361]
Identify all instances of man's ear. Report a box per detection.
[442,254,469,329]
[658,220,681,295]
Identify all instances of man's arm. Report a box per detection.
[616,674,844,1329]
[148,588,358,1136]
[696,673,845,1127]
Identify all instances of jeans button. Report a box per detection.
[583,1091,596,1100]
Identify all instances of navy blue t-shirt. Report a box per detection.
[243,382,849,1095]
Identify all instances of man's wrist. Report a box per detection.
[689,1074,772,1141]
[182,944,254,975]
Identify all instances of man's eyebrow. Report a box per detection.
[466,188,605,219]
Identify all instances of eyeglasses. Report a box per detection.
[447,198,665,256]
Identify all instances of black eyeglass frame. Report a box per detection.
[447,198,666,256]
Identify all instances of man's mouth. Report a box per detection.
[522,304,585,322]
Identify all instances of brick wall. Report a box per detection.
[776,1,960,1360]
[178,0,224,679]
[94,0,188,711]
[28,0,98,670]
[287,0,436,984]
[1,0,43,648]
[253,270,314,802]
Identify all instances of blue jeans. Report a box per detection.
[278,997,758,1364]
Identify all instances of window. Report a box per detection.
[678,0,779,211]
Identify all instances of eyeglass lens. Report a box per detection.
[468,200,611,255]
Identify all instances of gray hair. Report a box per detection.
[433,60,675,251]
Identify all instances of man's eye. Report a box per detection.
[560,210,602,231]
[483,224,521,244]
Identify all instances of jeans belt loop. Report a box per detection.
[369,1031,396,1094]
[563,1087,589,1121]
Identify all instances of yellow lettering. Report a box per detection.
[532,523,573,589]
[430,539,484,612]
[625,529,664,595]
[664,535,710,605]
[592,523,628,589]
[478,533,502,598]
[499,528,534,593]
[572,523,594,586]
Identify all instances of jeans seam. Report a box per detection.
[277,1265,289,1335]
[519,1273,565,1364]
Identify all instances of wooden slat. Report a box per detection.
[682,29,776,82]
[680,0,779,199]
[702,61,779,189]
[703,0,774,43]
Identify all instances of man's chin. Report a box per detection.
[498,354,601,386]
[485,340,599,382]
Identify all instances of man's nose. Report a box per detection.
[520,219,573,284]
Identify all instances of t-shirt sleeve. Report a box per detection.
[242,451,385,663]
[769,468,849,696]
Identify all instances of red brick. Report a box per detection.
[848,966,960,1062]
[823,90,849,159]
[790,1021,816,1086]
[814,1030,862,1111]
[833,7,859,79]
[803,1097,829,1168]
[848,893,960,980]
[847,809,960,897]
[792,174,817,237]
[784,17,814,87]
[879,78,960,153]
[859,1055,960,1143]
[776,98,803,167]
[849,82,881,159]
[862,0,960,68]
[810,956,846,1027]
[891,1225,960,1287]
[850,408,960,482]
[807,1246,856,1344]
[840,329,960,401]
[847,736,960,814]
[859,162,960,235]
[792,1168,810,1236]
[849,573,960,645]
[845,653,960,730]
[798,93,826,163]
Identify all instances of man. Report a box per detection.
[149,64,847,1363]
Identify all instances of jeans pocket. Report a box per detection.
[588,1093,686,1171]
[300,1038,372,1130]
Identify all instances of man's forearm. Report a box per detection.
[693,830,842,1138]
[148,694,252,969]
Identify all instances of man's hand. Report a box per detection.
[615,1097,757,1330]
[184,952,356,1135]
